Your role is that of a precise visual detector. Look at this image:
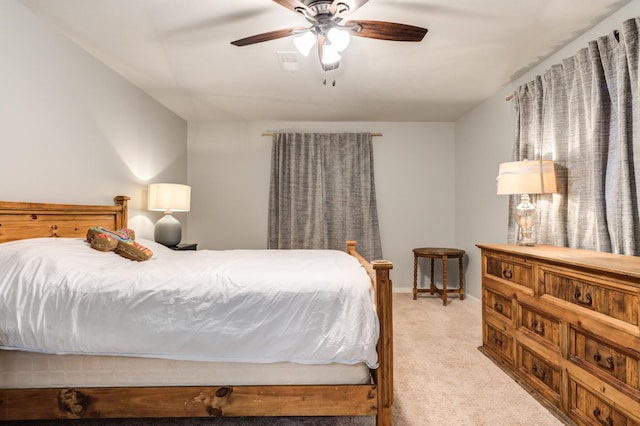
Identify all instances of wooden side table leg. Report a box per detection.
[413,254,418,300]
[442,255,448,306]
[429,258,435,295]
[458,256,465,300]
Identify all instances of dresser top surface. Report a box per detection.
[477,244,640,281]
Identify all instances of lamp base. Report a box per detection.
[154,212,182,247]
[516,235,536,246]
[515,194,537,246]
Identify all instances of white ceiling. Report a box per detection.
[19,0,631,122]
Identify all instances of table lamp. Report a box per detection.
[496,159,557,246]
[148,183,191,247]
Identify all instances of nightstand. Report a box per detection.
[169,243,197,251]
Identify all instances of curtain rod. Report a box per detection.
[262,132,383,137]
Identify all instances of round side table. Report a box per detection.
[412,247,465,306]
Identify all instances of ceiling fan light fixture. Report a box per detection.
[327,27,350,52]
[293,31,316,56]
[230,1,428,73]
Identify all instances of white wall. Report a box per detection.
[187,121,457,291]
[1,0,188,239]
[455,0,640,299]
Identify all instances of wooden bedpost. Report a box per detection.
[372,259,393,426]
[345,241,394,426]
[113,196,130,229]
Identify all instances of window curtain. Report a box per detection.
[268,132,383,261]
[510,17,640,255]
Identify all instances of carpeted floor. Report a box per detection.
[390,294,564,425]
[6,295,566,425]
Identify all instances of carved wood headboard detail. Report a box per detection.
[0,196,129,243]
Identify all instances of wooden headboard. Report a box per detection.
[0,196,129,243]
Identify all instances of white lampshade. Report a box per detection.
[496,160,557,195]
[294,31,316,56]
[148,183,191,212]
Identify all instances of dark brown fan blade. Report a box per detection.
[231,27,304,46]
[345,20,428,42]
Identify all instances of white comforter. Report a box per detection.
[0,238,378,368]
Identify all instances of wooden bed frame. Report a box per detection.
[0,196,394,425]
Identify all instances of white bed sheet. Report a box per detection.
[0,238,378,368]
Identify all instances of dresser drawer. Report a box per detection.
[518,304,561,350]
[485,254,533,290]
[570,327,640,397]
[484,322,513,364]
[541,267,639,326]
[484,287,513,320]
[569,377,640,426]
[517,344,561,406]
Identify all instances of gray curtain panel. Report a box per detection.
[268,132,382,261]
[510,17,640,255]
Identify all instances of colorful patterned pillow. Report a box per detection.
[86,227,152,261]
[86,227,123,251]
[115,240,153,261]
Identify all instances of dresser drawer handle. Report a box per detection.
[490,332,503,347]
[493,302,503,313]
[573,287,593,306]
[531,363,546,381]
[502,269,513,279]
[593,407,614,426]
[594,352,615,371]
[531,320,545,335]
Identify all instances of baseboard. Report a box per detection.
[393,287,481,303]
[477,346,576,426]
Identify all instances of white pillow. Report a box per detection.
[136,238,174,256]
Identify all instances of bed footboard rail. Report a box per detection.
[1,385,379,420]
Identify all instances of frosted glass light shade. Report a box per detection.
[293,31,316,56]
[321,43,341,65]
[148,183,191,212]
[327,27,350,52]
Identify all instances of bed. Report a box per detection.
[0,196,394,425]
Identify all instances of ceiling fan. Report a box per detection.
[231,0,428,71]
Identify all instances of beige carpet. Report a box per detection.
[391,294,564,425]
[7,295,566,425]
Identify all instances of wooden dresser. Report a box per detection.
[477,244,640,425]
